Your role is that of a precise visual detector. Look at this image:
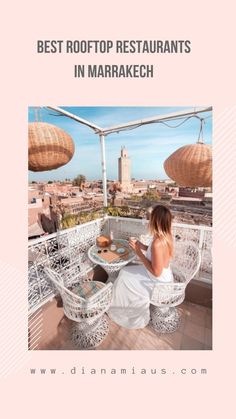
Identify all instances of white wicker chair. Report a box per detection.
[45,267,113,349]
[149,241,201,333]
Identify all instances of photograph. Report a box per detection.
[28,106,212,350]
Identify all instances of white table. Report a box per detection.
[88,239,136,282]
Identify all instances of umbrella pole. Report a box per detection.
[99,133,108,207]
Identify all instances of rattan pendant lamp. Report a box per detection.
[163,118,212,187]
[28,108,75,172]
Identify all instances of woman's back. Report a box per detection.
[146,238,174,282]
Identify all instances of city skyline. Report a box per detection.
[28,106,212,182]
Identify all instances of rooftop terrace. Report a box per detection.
[28,216,212,350]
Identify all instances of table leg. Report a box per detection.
[105,270,119,284]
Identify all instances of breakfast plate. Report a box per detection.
[116,247,125,254]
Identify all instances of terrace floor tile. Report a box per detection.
[29,299,212,351]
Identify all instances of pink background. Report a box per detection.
[1,0,236,417]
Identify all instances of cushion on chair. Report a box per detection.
[72,281,104,299]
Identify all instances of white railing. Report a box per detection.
[28,218,106,314]
[28,216,212,314]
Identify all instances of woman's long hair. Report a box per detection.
[149,205,174,257]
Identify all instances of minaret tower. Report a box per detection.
[118,146,131,191]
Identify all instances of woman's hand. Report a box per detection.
[128,239,142,255]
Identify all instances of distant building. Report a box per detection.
[179,187,205,199]
[28,188,57,238]
[132,181,148,194]
[44,183,73,195]
[171,197,203,206]
[118,147,132,192]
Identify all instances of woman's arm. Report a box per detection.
[129,239,164,277]
[135,248,156,276]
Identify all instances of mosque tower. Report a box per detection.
[118,146,132,191]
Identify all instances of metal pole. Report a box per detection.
[46,106,102,132]
[101,106,213,135]
[99,134,108,207]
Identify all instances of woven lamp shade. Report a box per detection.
[164,143,212,187]
[28,122,75,172]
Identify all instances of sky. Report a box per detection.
[28,106,212,182]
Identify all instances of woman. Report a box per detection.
[108,205,174,329]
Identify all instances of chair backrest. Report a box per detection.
[171,240,201,284]
[151,241,201,307]
[45,267,113,322]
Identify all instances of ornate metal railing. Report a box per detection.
[28,216,212,314]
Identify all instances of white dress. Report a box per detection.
[108,239,174,329]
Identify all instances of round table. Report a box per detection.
[88,239,136,283]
